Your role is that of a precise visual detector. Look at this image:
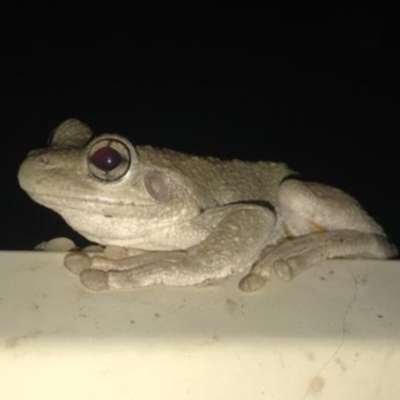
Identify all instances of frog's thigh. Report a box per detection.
[80,206,276,291]
[278,179,385,235]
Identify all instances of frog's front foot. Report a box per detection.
[64,253,133,291]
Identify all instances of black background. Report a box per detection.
[1,7,399,251]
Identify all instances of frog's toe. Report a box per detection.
[64,252,92,275]
[274,259,295,281]
[37,237,77,251]
[238,273,268,292]
[80,269,108,291]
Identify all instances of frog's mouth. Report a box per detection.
[28,190,197,226]
[30,192,155,211]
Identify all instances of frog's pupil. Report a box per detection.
[91,146,122,171]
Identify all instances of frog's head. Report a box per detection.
[18,119,202,247]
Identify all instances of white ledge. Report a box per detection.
[0,251,399,400]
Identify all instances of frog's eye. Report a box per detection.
[88,138,132,181]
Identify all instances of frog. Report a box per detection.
[18,119,397,292]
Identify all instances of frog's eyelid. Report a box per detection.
[48,119,93,148]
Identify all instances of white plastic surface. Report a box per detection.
[0,251,399,400]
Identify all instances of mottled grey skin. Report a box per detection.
[18,119,397,291]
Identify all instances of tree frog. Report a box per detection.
[18,119,397,291]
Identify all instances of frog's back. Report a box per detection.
[137,146,294,208]
[199,157,293,206]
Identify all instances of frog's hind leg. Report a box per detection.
[239,230,394,293]
[239,179,397,292]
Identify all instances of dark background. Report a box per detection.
[1,7,399,251]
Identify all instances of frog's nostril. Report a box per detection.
[38,155,50,166]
